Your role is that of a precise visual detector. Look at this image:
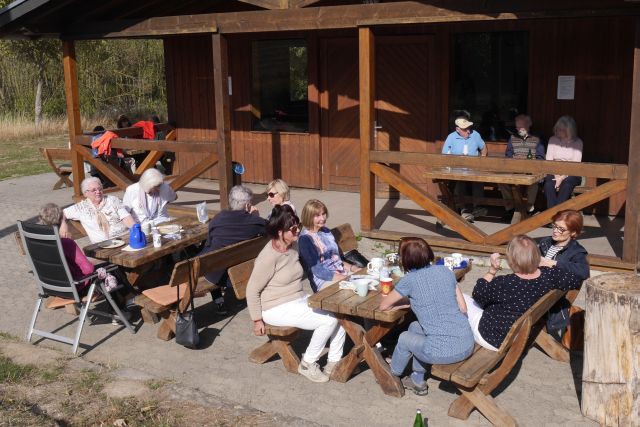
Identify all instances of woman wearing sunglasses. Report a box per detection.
[246,204,345,383]
[266,179,296,213]
[538,210,590,334]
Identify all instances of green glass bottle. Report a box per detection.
[413,409,424,427]
[526,148,533,160]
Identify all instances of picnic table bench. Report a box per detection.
[136,235,268,340]
[40,147,73,190]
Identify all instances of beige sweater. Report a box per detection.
[246,241,306,320]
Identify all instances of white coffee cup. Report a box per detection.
[353,279,370,297]
[367,257,385,275]
[451,253,463,267]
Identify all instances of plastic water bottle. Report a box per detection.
[379,265,390,280]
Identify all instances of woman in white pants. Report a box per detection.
[245,204,345,383]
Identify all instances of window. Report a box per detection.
[251,39,308,132]
[450,31,529,141]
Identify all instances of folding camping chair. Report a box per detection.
[17,221,135,354]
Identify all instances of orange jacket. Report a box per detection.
[133,121,156,140]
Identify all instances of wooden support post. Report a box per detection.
[359,27,375,231]
[212,33,233,209]
[623,17,640,268]
[62,40,85,199]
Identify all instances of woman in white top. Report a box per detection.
[122,168,177,226]
[543,116,584,209]
[63,177,135,243]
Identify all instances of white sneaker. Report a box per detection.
[298,361,329,383]
[324,361,339,376]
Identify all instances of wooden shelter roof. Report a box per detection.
[0,0,638,39]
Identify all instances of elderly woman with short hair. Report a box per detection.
[199,185,267,314]
[39,203,95,286]
[464,235,581,351]
[63,177,135,243]
[122,168,177,225]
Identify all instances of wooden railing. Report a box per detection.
[71,124,219,198]
[363,150,632,271]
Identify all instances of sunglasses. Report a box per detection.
[267,192,278,198]
[288,224,300,234]
[551,223,568,233]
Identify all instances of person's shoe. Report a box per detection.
[298,361,329,383]
[501,209,515,224]
[401,376,429,396]
[472,206,488,218]
[461,211,475,222]
[213,297,228,315]
[112,309,131,325]
[324,361,339,376]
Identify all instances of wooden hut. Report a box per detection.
[1,0,638,270]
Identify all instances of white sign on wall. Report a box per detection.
[557,75,575,100]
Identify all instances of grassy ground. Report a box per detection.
[0,134,69,181]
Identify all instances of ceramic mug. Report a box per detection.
[353,279,370,297]
[451,253,463,267]
[367,257,385,275]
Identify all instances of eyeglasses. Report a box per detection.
[85,188,103,193]
[267,192,278,198]
[551,223,568,233]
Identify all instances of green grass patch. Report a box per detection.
[0,134,69,180]
[0,356,36,384]
[0,331,18,340]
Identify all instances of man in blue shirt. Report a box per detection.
[442,117,488,222]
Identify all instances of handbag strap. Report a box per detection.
[176,258,197,315]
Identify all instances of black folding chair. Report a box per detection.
[17,221,135,354]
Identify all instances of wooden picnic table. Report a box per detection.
[307,263,471,397]
[424,167,545,223]
[83,216,208,285]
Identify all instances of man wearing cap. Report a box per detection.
[442,117,488,222]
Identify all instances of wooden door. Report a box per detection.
[375,35,437,195]
[321,35,438,193]
[320,38,360,191]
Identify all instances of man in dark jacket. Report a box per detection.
[199,185,266,314]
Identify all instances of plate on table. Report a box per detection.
[157,224,181,235]
[99,239,125,249]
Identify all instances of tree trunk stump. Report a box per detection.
[581,273,640,426]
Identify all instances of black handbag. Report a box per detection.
[175,260,200,348]
[341,249,369,268]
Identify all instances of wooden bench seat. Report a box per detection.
[141,235,268,341]
[40,147,73,190]
[431,289,566,426]
[229,223,361,374]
